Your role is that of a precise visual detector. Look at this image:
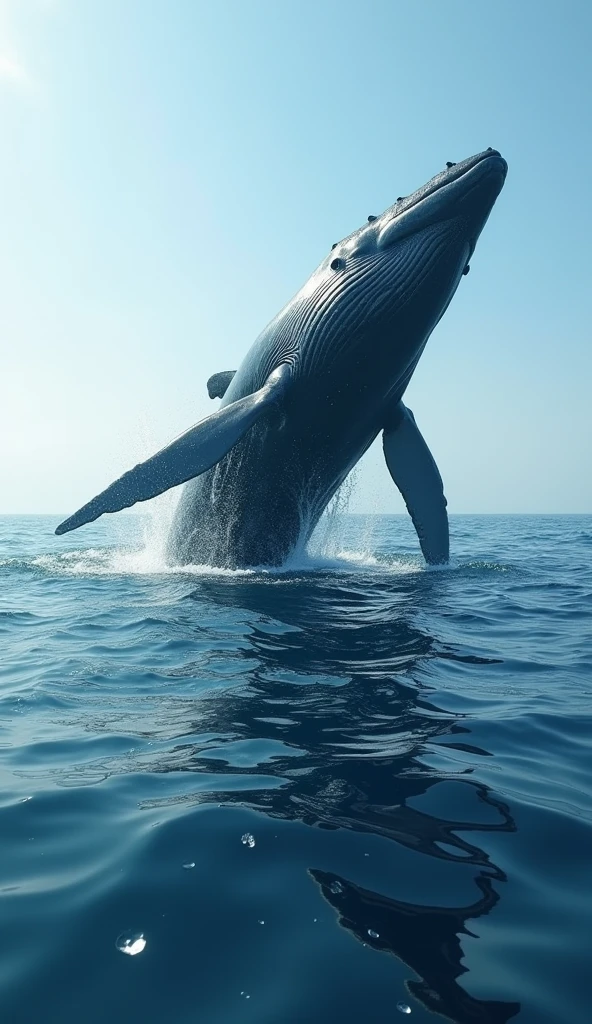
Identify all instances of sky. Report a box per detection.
[1,0,591,516]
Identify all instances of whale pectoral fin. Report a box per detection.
[382,401,449,564]
[55,364,291,536]
[207,370,236,399]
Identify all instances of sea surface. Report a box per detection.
[1,512,591,1024]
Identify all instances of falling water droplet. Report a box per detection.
[367,928,380,939]
[182,862,195,870]
[116,931,146,956]
[241,833,255,848]
[397,1002,412,1014]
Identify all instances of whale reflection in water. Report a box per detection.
[173,570,519,1022]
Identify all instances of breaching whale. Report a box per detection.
[56,148,507,567]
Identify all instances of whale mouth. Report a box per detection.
[393,150,507,218]
[377,149,507,252]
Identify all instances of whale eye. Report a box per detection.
[331,243,337,250]
[367,215,377,222]
[396,197,404,203]
[330,257,343,271]
[446,161,456,168]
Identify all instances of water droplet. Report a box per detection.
[20,796,33,803]
[258,919,265,925]
[367,928,380,939]
[116,930,146,956]
[329,880,344,895]
[182,862,195,870]
[313,918,318,922]
[397,1002,412,1014]
[241,833,255,848]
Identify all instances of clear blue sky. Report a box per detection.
[2,0,591,515]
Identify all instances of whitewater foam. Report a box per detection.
[12,480,426,579]
[25,543,421,579]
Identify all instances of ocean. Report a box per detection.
[1,512,591,1024]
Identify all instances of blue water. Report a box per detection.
[1,512,591,1023]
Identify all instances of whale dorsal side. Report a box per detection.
[55,364,292,536]
[207,370,236,399]
[382,401,449,565]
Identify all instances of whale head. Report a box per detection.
[372,148,507,263]
[296,149,507,390]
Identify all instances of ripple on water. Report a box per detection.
[0,514,591,1024]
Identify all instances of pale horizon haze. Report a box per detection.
[2,0,591,517]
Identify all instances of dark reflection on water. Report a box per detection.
[166,572,519,1023]
[312,867,517,1023]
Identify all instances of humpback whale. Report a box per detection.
[56,149,507,567]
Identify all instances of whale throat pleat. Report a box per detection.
[299,227,453,376]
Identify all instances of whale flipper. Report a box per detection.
[207,370,236,399]
[382,402,449,564]
[55,364,291,536]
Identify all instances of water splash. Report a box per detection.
[21,470,425,578]
[30,547,257,578]
[136,490,180,571]
[27,535,422,580]
[306,469,361,560]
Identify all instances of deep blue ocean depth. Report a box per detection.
[1,512,591,1024]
